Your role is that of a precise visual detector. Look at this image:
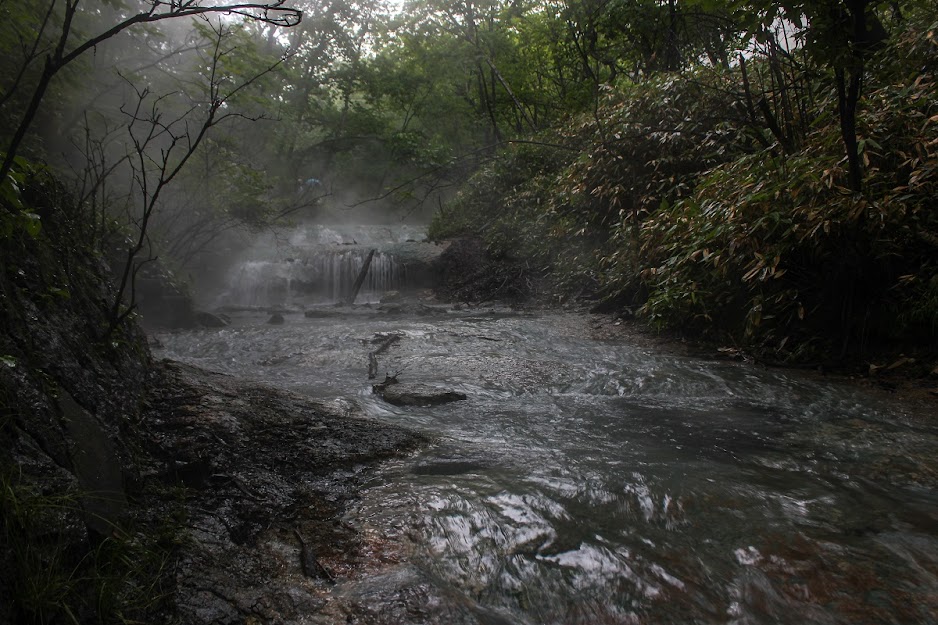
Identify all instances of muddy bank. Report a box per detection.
[139,361,426,623]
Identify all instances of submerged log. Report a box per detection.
[377,382,467,407]
[367,333,402,379]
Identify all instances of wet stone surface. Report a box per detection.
[155,309,938,625]
[140,361,425,623]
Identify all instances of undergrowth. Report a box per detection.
[432,15,938,364]
[0,459,179,625]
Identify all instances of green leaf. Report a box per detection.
[1,175,23,210]
[22,212,41,238]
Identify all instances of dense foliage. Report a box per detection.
[431,3,938,363]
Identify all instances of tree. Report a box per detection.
[0,0,301,192]
[737,0,900,192]
[101,18,292,332]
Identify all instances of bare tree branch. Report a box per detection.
[0,0,58,109]
[1,0,301,188]
[104,19,292,333]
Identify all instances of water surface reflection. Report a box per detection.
[158,310,938,624]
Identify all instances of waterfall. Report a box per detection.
[218,224,424,308]
[222,250,404,307]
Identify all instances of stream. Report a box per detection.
[155,306,938,624]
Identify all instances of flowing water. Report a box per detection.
[156,307,938,625]
[216,224,430,307]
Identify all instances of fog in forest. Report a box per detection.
[4,0,456,313]
[2,2,938,624]
[5,0,936,346]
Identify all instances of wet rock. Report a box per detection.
[411,460,485,476]
[267,313,285,324]
[0,204,154,623]
[380,290,402,303]
[195,310,229,327]
[338,570,516,625]
[382,240,450,288]
[58,390,127,535]
[377,382,467,407]
[133,260,197,328]
[141,362,425,623]
[304,308,334,318]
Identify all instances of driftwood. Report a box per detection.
[367,333,402,379]
[345,248,376,305]
[372,373,399,393]
[376,382,467,406]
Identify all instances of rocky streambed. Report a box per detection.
[138,361,425,623]
[153,307,938,625]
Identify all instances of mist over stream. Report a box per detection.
[156,226,938,624]
[213,223,432,308]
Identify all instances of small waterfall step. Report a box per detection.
[217,224,441,307]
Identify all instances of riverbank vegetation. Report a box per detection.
[426,2,938,367]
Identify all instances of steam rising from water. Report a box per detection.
[225,252,404,306]
[217,223,427,307]
[155,311,938,624]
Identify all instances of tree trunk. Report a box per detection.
[836,66,863,193]
[665,0,681,71]
[485,58,537,132]
[834,0,886,194]
[346,248,376,305]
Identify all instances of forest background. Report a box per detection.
[2,0,937,365]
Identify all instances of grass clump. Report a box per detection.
[0,466,178,625]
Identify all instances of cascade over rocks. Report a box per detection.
[217,224,449,309]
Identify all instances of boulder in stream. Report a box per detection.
[377,382,467,407]
[195,310,230,328]
[267,313,285,324]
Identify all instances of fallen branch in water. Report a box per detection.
[367,333,402,379]
[372,373,400,393]
[346,249,376,305]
